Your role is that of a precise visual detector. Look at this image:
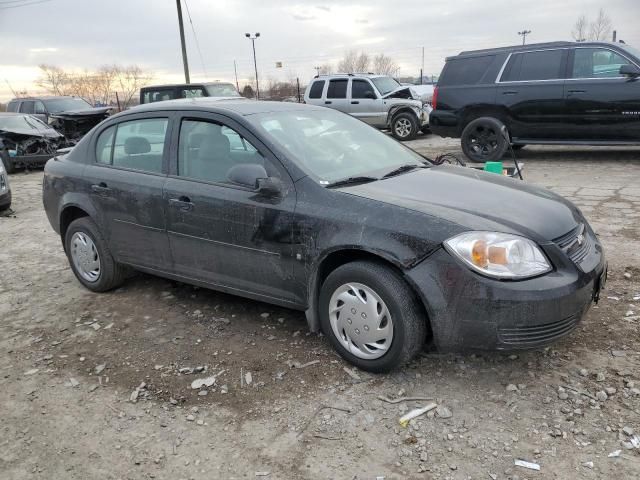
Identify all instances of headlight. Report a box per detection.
[444,232,551,279]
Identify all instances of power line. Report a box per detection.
[182,0,208,80]
[0,0,53,9]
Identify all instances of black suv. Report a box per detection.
[430,41,640,161]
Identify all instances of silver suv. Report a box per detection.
[304,74,432,141]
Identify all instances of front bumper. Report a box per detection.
[406,230,606,351]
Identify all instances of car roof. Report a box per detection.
[8,95,83,101]
[0,112,28,117]
[126,98,321,116]
[451,41,623,60]
[141,82,235,89]
[313,73,388,79]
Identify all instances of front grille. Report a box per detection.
[498,314,580,347]
[554,223,590,264]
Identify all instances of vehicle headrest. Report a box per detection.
[198,133,230,160]
[124,136,151,155]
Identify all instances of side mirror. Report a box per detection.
[620,64,640,77]
[256,177,283,196]
[365,91,377,99]
[227,163,268,188]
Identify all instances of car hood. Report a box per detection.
[0,125,62,139]
[50,107,112,118]
[339,165,581,242]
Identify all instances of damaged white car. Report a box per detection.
[304,74,432,140]
[0,113,65,173]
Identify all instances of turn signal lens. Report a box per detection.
[444,232,551,279]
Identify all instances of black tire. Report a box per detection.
[319,261,427,372]
[391,112,419,141]
[421,126,431,135]
[511,144,525,150]
[460,116,509,162]
[1,150,16,174]
[64,217,126,292]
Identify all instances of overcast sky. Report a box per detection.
[1,0,639,101]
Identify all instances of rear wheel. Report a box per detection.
[1,150,15,174]
[319,261,427,372]
[461,116,509,162]
[65,217,126,292]
[391,112,418,141]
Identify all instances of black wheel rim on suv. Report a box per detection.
[467,124,499,158]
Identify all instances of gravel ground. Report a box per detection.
[1,139,640,480]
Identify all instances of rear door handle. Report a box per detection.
[91,182,112,195]
[502,91,518,95]
[567,89,586,94]
[324,101,332,104]
[169,196,194,211]
[351,101,359,104]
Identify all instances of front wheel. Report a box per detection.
[460,116,509,162]
[65,217,126,292]
[391,112,418,141]
[319,261,427,372]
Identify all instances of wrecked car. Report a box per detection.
[0,113,65,173]
[304,74,432,140]
[7,96,111,144]
[43,99,606,372]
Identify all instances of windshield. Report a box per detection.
[43,97,93,113]
[246,108,425,184]
[621,44,640,60]
[371,76,401,96]
[205,83,240,97]
[0,115,53,133]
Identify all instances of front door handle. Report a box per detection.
[567,89,586,94]
[351,101,360,104]
[169,196,194,211]
[502,91,518,95]
[324,101,332,104]
[91,182,112,195]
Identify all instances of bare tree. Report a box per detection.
[241,84,255,98]
[372,54,398,75]
[589,8,612,41]
[114,65,153,109]
[572,14,588,41]
[317,63,333,75]
[36,64,72,96]
[337,50,370,73]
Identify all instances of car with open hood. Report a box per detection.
[42,99,606,372]
[7,96,112,144]
[0,112,65,173]
[304,74,432,140]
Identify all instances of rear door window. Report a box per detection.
[440,55,495,86]
[501,49,565,81]
[572,48,633,78]
[107,118,168,173]
[308,80,325,99]
[327,79,348,99]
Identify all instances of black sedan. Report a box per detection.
[42,99,606,371]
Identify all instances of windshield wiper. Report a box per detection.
[325,176,379,188]
[381,164,424,179]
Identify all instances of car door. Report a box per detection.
[33,100,48,123]
[164,113,302,305]
[304,79,326,106]
[83,112,173,269]
[324,78,349,113]
[496,48,568,140]
[349,78,386,127]
[564,46,640,140]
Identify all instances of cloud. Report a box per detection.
[29,47,58,53]
[292,13,316,21]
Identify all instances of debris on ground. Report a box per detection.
[342,366,362,381]
[514,459,541,471]
[191,370,225,390]
[399,402,438,427]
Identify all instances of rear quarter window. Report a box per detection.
[439,55,495,86]
[308,80,325,99]
[7,101,19,112]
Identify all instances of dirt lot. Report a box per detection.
[1,139,640,480]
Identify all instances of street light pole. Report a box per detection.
[518,29,531,45]
[245,32,260,99]
[175,0,190,84]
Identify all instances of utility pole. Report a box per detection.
[245,32,260,99]
[518,29,531,45]
[175,0,190,84]
[421,46,424,84]
[612,30,617,42]
[233,60,240,92]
